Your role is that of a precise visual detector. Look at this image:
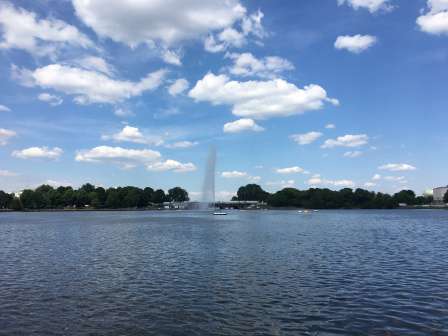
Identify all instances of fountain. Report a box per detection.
[200,144,216,210]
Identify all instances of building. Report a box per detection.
[433,186,448,202]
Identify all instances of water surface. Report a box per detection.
[0,210,447,335]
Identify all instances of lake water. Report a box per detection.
[0,209,447,335]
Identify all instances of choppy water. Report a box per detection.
[0,209,447,335]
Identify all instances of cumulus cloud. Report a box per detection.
[275,166,310,174]
[146,160,197,173]
[334,35,377,53]
[321,134,369,148]
[337,0,394,13]
[75,146,161,166]
[364,182,377,187]
[265,180,295,188]
[373,174,381,180]
[189,73,338,120]
[325,124,336,129]
[168,78,189,96]
[72,0,263,63]
[305,174,355,188]
[0,169,20,176]
[344,151,362,157]
[75,56,116,76]
[204,9,267,53]
[28,65,168,105]
[101,126,147,144]
[38,93,63,106]
[12,146,63,161]
[0,2,93,58]
[0,104,11,111]
[290,131,323,145]
[378,163,416,171]
[223,118,264,133]
[221,171,248,178]
[224,52,294,78]
[114,109,132,117]
[0,128,17,145]
[165,141,199,148]
[416,0,448,35]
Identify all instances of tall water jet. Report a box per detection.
[200,144,216,210]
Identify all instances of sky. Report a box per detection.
[0,0,447,200]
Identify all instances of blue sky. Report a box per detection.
[0,0,447,200]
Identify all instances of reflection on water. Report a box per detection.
[0,210,447,335]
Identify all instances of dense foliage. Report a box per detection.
[232,184,434,209]
[0,183,189,210]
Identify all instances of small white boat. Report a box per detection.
[214,211,227,215]
[313,210,318,212]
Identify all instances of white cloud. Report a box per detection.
[46,180,73,188]
[344,151,362,157]
[114,109,132,117]
[29,64,167,105]
[101,126,147,144]
[189,73,338,120]
[223,118,265,133]
[0,2,93,58]
[165,141,199,148]
[383,176,405,181]
[38,93,63,106]
[75,146,161,166]
[72,0,261,63]
[249,176,261,183]
[12,146,63,161]
[417,0,448,35]
[146,160,197,173]
[325,124,335,129]
[224,52,294,79]
[304,174,355,188]
[168,78,189,96]
[337,0,394,13]
[221,171,248,178]
[378,163,416,171]
[0,169,20,176]
[254,165,263,170]
[0,104,11,111]
[290,131,323,145]
[275,166,310,174]
[0,128,17,145]
[364,182,377,187]
[321,134,369,148]
[75,56,116,76]
[373,174,381,180]
[265,180,295,188]
[73,0,245,47]
[204,9,267,53]
[217,190,237,199]
[334,35,377,53]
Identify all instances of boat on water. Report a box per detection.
[214,211,227,215]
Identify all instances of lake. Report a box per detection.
[0,209,447,335]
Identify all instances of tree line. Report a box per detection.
[232,184,440,209]
[0,183,189,210]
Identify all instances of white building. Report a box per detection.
[433,186,448,202]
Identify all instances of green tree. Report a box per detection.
[123,187,148,207]
[0,190,13,209]
[80,183,95,193]
[20,189,36,208]
[95,187,107,205]
[144,187,155,203]
[9,197,22,210]
[151,189,167,204]
[34,184,53,208]
[62,188,76,207]
[393,190,416,205]
[105,189,121,208]
[237,184,269,202]
[168,187,189,202]
[75,189,90,207]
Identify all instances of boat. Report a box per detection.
[313,210,318,212]
[214,211,227,215]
